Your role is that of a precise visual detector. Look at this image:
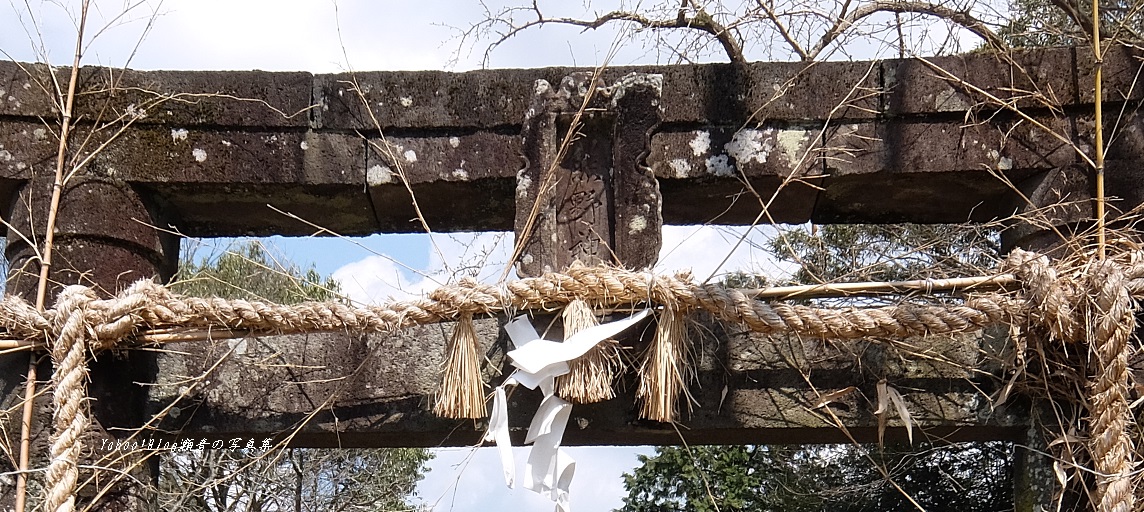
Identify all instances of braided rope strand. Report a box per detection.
[50,269,1020,347]
[43,287,95,512]
[1086,260,1136,512]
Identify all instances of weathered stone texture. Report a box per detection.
[95,129,344,184]
[649,125,824,224]
[6,176,176,297]
[883,47,1077,115]
[513,72,663,275]
[1076,45,1144,104]
[2,47,1142,234]
[313,61,882,130]
[816,116,1076,223]
[649,127,822,180]
[1002,166,1094,253]
[76,68,314,128]
[0,61,59,116]
[0,120,54,179]
[825,117,1075,178]
[145,317,1018,447]
[365,132,519,185]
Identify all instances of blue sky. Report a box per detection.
[0,1,983,510]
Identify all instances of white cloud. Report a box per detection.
[657,225,795,284]
[1,0,475,72]
[416,446,653,512]
[331,254,435,304]
[1,0,762,75]
[333,232,513,305]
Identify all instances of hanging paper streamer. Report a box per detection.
[556,299,622,403]
[433,313,487,419]
[483,382,516,487]
[487,309,650,512]
[524,393,574,510]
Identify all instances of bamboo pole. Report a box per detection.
[16,3,90,510]
[742,274,1016,299]
[0,328,252,351]
[1093,0,1106,260]
[14,355,37,512]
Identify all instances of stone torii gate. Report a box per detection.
[0,45,1139,509]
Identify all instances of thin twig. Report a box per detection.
[137,329,250,344]
[806,0,1007,60]
[330,2,449,275]
[754,0,807,60]
[483,3,747,67]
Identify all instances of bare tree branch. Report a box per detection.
[481,2,748,67]
[755,0,809,60]
[462,0,1014,67]
[1049,0,1093,40]
[806,0,1007,60]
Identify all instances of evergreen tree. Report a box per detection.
[619,442,1013,512]
[170,241,339,304]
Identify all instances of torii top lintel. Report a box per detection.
[0,45,1139,270]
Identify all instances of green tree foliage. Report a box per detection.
[620,443,1013,512]
[171,241,339,304]
[769,224,999,286]
[999,0,1144,48]
[159,240,432,512]
[999,0,1089,47]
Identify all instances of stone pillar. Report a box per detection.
[2,174,177,510]
[1003,166,1092,511]
[1012,404,1073,511]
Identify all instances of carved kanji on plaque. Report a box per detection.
[514,72,664,276]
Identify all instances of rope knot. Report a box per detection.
[1004,249,1084,342]
[1003,251,1138,512]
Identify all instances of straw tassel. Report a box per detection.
[556,299,622,403]
[433,313,487,419]
[637,307,693,422]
